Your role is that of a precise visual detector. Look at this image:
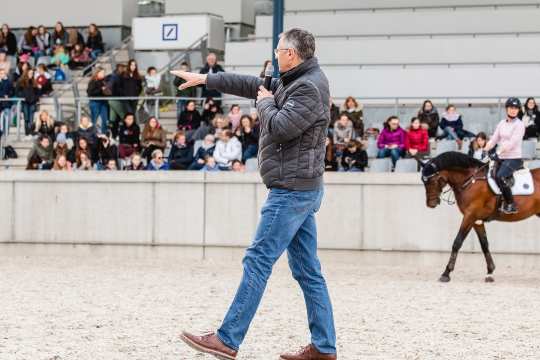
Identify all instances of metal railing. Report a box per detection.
[0,98,23,159]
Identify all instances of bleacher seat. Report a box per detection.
[245,158,258,172]
[522,140,537,160]
[368,158,392,173]
[394,159,418,173]
[365,139,378,158]
[435,140,458,157]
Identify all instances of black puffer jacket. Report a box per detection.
[207,57,329,190]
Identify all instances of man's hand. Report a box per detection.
[170,70,207,90]
[257,86,273,103]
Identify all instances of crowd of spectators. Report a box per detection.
[0,22,105,139]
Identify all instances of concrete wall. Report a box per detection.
[165,0,255,26]
[1,171,540,254]
[0,0,138,27]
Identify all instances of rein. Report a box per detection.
[460,162,489,190]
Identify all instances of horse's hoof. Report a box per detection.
[485,275,495,283]
[439,275,451,283]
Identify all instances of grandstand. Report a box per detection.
[1,0,540,170]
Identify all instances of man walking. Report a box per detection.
[172,28,337,360]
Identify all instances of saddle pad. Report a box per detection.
[488,167,535,196]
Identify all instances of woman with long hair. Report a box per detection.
[18,26,38,56]
[52,154,71,171]
[36,25,51,56]
[121,59,143,114]
[341,96,364,138]
[86,23,104,60]
[16,68,40,137]
[522,97,540,139]
[0,24,17,55]
[417,100,440,138]
[33,110,55,139]
[87,67,109,134]
[377,115,406,167]
[405,117,429,158]
[235,114,259,162]
[52,21,69,49]
[141,116,166,162]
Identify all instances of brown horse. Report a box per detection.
[419,151,540,282]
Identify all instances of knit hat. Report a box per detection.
[56,133,67,144]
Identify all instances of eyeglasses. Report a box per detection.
[156,156,163,160]
[274,47,292,56]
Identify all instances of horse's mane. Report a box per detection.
[430,151,485,172]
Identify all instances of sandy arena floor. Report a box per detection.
[1,244,540,360]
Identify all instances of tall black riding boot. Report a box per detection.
[499,180,517,214]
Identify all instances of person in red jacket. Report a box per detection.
[405,117,429,158]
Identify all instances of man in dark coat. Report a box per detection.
[173,28,337,360]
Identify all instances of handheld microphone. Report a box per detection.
[263,64,274,90]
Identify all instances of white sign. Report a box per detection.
[132,15,224,51]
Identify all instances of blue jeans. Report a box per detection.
[377,148,403,166]
[217,188,336,354]
[21,103,36,136]
[442,127,476,140]
[89,100,109,134]
[242,144,258,162]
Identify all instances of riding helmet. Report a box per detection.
[505,97,521,108]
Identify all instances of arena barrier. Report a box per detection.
[1,171,540,254]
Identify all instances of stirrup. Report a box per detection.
[500,202,518,214]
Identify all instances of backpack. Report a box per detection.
[54,68,66,82]
[3,145,17,159]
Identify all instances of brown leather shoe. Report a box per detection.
[280,344,337,360]
[179,331,237,360]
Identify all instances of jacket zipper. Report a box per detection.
[277,143,283,180]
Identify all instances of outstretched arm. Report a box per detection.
[170,70,264,100]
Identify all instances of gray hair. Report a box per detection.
[280,28,315,61]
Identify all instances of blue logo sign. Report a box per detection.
[162,24,178,41]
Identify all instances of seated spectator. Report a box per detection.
[418,100,440,138]
[27,135,53,169]
[69,43,90,70]
[34,110,55,139]
[333,113,354,160]
[189,134,215,170]
[52,154,71,171]
[36,25,51,56]
[76,115,98,153]
[18,26,40,61]
[168,131,193,170]
[69,137,95,165]
[102,158,117,171]
[227,104,242,132]
[35,64,52,96]
[405,117,429,158]
[522,97,540,140]
[211,114,231,138]
[0,68,13,116]
[231,159,245,172]
[53,133,71,160]
[249,107,259,126]
[200,155,220,172]
[125,153,145,171]
[118,112,140,159]
[56,123,75,149]
[341,96,364,138]
[52,22,69,49]
[214,130,242,170]
[439,104,475,142]
[377,116,406,167]
[235,115,259,162]
[178,100,202,133]
[96,134,118,169]
[86,23,104,60]
[468,132,488,161]
[14,61,29,83]
[1,24,18,56]
[144,66,161,115]
[325,135,337,171]
[73,151,93,171]
[0,50,11,74]
[51,45,70,67]
[15,68,39,138]
[66,28,84,52]
[341,140,368,172]
[87,67,109,134]
[201,97,222,125]
[141,116,166,162]
[146,149,169,170]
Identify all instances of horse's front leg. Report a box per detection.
[439,216,474,282]
[473,222,496,282]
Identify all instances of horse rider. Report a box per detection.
[484,97,525,214]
